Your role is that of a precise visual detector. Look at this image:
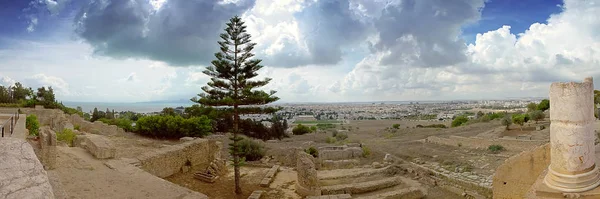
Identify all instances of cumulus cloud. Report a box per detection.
[73,0,256,66]
[0,76,16,87]
[24,74,71,95]
[335,0,600,100]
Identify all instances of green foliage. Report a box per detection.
[161,107,178,116]
[98,118,134,132]
[488,144,505,153]
[527,103,538,112]
[416,124,447,128]
[326,136,337,143]
[451,116,469,127]
[25,115,40,136]
[305,147,318,158]
[362,145,371,157]
[537,99,550,111]
[512,114,530,130]
[529,110,545,123]
[293,124,311,135]
[135,115,212,138]
[480,115,491,122]
[74,124,81,131]
[310,126,317,133]
[488,112,505,120]
[392,124,400,129]
[316,123,336,130]
[476,111,484,118]
[335,132,348,141]
[501,116,512,130]
[238,138,265,161]
[57,129,76,147]
[192,16,279,193]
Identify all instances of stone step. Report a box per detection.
[321,176,402,195]
[319,166,393,180]
[353,187,425,199]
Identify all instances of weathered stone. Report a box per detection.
[39,127,57,169]
[0,138,55,199]
[179,137,195,142]
[383,153,393,163]
[296,152,321,197]
[84,134,116,159]
[247,190,264,199]
[544,77,600,192]
[372,162,382,169]
[137,139,221,178]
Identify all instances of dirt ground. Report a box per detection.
[166,164,268,199]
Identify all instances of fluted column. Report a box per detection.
[544,77,600,192]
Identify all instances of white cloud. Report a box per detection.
[0,76,16,87]
[25,74,71,96]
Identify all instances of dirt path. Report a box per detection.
[50,146,206,199]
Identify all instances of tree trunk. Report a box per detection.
[233,104,242,194]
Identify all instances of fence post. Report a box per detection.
[2,126,4,137]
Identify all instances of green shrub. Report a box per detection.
[392,124,400,129]
[292,124,311,135]
[417,124,447,128]
[238,138,265,161]
[99,118,134,132]
[362,145,371,157]
[57,129,76,146]
[25,115,40,136]
[488,144,505,153]
[335,132,348,141]
[451,116,469,127]
[480,115,491,122]
[316,123,336,130]
[305,147,318,158]
[326,136,337,143]
[74,124,81,131]
[135,115,212,138]
[488,112,505,120]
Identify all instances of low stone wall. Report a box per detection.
[23,109,73,133]
[425,135,546,151]
[137,139,222,178]
[319,145,363,161]
[296,152,321,197]
[0,137,55,199]
[39,127,57,169]
[69,114,126,136]
[321,159,359,170]
[492,143,550,199]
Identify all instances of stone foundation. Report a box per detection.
[77,134,116,159]
[319,145,363,161]
[39,127,57,169]
[137,139,222,178]
[493,143,550,199]
[425,135,546,151]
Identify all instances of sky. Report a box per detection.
[0,0,598,103]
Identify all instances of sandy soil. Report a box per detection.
[166,164,268,199]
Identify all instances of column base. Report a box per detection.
[543,165,600,193]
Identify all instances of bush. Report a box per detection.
[316,123,336,130]
[326,136,337,143]
[488,112,505,120]
[238,138,265,161]
[25,115,40,136]
[501,116,512,130]
[480,115,491,122]
[305,147,318,158]
[99,118,134,132]
[135,115,212,138]
[416,124,447,128]
[293,124,311,135]
[451,116,469,127]
[74,124,81,131]
[392,124,400,129]
[362,145,371,157]
[488,144,504,153]
[335,132,348,141]
[57,129,76,146]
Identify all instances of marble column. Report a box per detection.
[544,77,600,192]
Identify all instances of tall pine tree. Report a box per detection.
[192,16,279,194]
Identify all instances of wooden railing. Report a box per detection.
[1,112,19,137]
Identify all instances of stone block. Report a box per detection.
[0,138,55,198]
[39,127,57,169]
[180,137,195,142]
[85,134,116,159]
[137,139,219,178]
[247,190,264,199]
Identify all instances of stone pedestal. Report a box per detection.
[543,77,600,192]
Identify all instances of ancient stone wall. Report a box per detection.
[296,151,321,197]
[425,135,546,151]
[38,127,57,169]
[23,109,73,133]
[0,137,55,199]
[69,114,126,136]
[318,145,363,160]
[137,139,222,178]
[492,143,550,199]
